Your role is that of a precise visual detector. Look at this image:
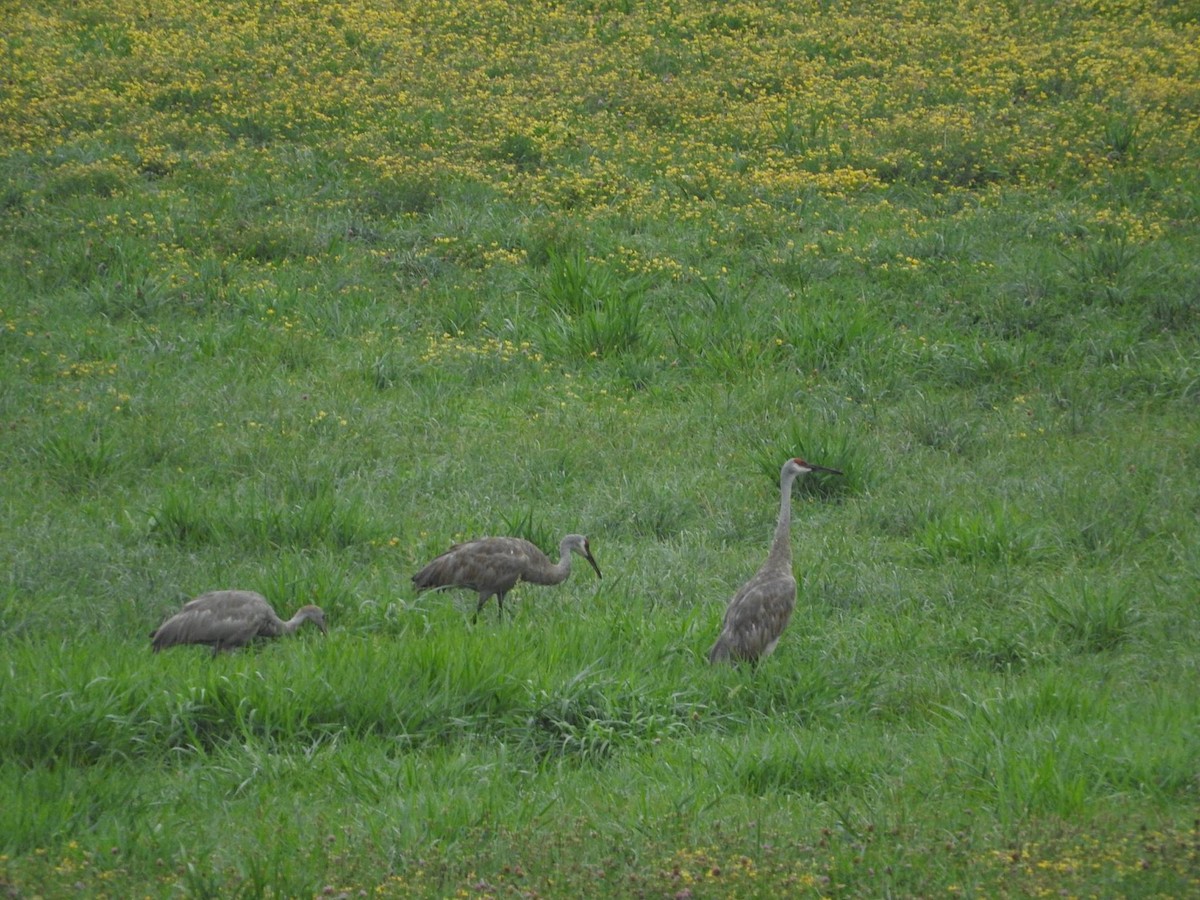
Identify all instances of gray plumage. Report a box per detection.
[412,534,602,621]
[708,458,842,665]
[151,590,327,654]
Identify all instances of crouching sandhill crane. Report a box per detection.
[412,534,602,622]
[708,458,842,665]
[151,590,327,654]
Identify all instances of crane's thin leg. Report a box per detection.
[472,592,492,624]
[496,592,509,621]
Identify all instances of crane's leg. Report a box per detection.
[472,592,494,624]
[495,592,506,621]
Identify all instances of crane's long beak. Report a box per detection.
[584,550,602,579]
[811,464,843,475]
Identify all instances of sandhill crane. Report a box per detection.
[708,458,842,665]
[412,534,602,622]
[151,590,327,654]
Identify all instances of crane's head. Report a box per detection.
[297,604,328,634]
[565,534,603,579]
[787,457,843,477]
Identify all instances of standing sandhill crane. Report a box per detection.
[708,458,842,665]
[412,534,602,622]
[151,590,327,654]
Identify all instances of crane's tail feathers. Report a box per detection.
[412,581,453,595]
[707,636,732,664]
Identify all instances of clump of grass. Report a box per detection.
[770,105,832,157]
[534,248,648,360]
[951,611,1051,674]
[44,158,130,201]
[903,396,982,456]
[222,115,275,147]
[365,349,410,391]
[1063,234,1141,305]
[667,277,777,376]
[1045,582,1142,653]
[148,488,220,547]
[488,133,544,172]
[37,425,120,494]
[497,507,557,551]
[83,273,170,320]
[725,731,874,798]
[228,488,375,551]
[524,680,625,765]
[937,681,1110,823]
[775,298,887,377]
[917,502,1045,567]
[1101,111,1141,163]
[597,481,698,540]
[875,121,1009,189]
[364,172,441,218]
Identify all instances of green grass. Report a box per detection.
[2,0,1200,896]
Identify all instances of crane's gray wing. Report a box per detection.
[712,571,798,662]
[413,538,534,592]
[152,604,268,650]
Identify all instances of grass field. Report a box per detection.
[2,0,1199,896]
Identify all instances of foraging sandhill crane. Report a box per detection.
[708,458,842,665]
[151,590,327,654]
[412,534,602,622]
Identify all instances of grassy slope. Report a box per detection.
[2,0,1199,895]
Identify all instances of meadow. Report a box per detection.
[2,0,1199,895]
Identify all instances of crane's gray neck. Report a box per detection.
[552,539,575,582]
[766,469,799,569]
[282,610,309,633]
